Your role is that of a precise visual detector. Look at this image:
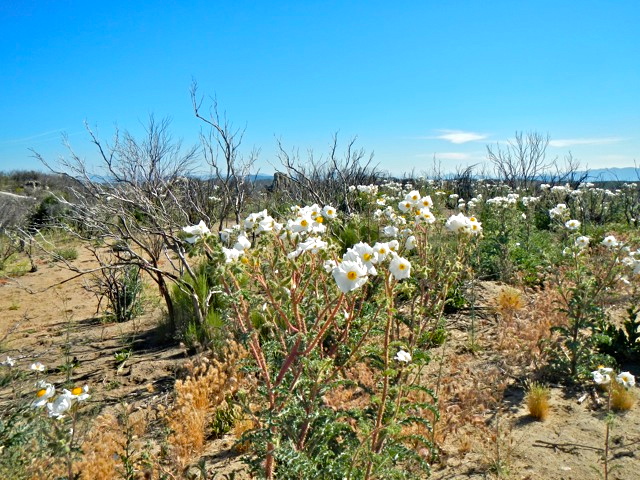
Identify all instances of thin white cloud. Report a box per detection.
[0,129,64,145]
[435,152,472,160]
[434,130,489,144]
[549,137,623,148]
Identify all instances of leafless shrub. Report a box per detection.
[191,81,258,229]
[0,191,37,233]
[275,134,381,213]
[487,131,554,190]
[29,116,224,336]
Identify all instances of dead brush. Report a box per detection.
[494,286,525,348]
[494,286,561,375]
[322,362,376,412]
[76,403,149,480]
[158,341,245,470]
[432,354,507,459]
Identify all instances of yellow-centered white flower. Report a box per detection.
[332,260,368,293]
[389,254,411,280]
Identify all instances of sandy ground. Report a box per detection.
[0,245,246,477]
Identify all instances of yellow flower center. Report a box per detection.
[315,216,324,223]
[72,387,83,395]
[300,219,309,227]
[379,248,386,254]
[412,195,418,200]
[470,217,476,222]
[347,271,358,281]
[363,253,372,261]
[240,256,249,264]
[36,389,47,397]
[398,264,406,270]
[327,209,334,215]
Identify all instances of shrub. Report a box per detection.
[52,247,78,262]
[93,265,144,323]
[170,263,227,351]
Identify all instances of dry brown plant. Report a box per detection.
[525,382,550,420]
[611,381,636,411]
[158,341,245,469]
[322,362,376,412]
[494,286,525,350]
[76,404,149,480]
[495,286,563,375]
[434,354,507,451]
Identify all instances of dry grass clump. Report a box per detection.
[525,382,550,420]
[496,286,561,373]
[435,355,507,447]
[611,381,636,411]
[159,341,245,469]
[231,416,257,453]
[495,287,525,317]
[76,404,149,480]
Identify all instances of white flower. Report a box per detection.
[30,362,45,372]
[415,208,436,224]
[32,382,55,408]
[405,190,421,204]
[565,219,581,230]
[592,366,613,385]
[288,237,328,259]
[244,212,261,231]
[468,217,482,235]
[257,215,277,233]
[389,254,411,280]
[419,196,433,208]
[616,371,635,388]
[575,236,590,248]
[64,385,91,402]
[445,213,471,233]
[47,394,72,418]
[332,260,368,293]
[323,259,337,273]
[222,247,242,263]
[1,356,15,367]
[219,229,233,244]
[322,205,337,219]
[373,242,391,261]
[405,235,416,251]
[602,235,618,248]
[183,220,210,244]
[383,225,399,238]
[233,234,251,252]
[398,200,413,213]
[289,215,313,234]
[344,242,378,275]
[394,349,412,363]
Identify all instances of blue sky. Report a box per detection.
[1,0,638,175]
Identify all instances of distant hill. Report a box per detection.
[581,167,639,182]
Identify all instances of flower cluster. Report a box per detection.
[592,366,636,388]
[31,380,91,418]
[332,240,411,293]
